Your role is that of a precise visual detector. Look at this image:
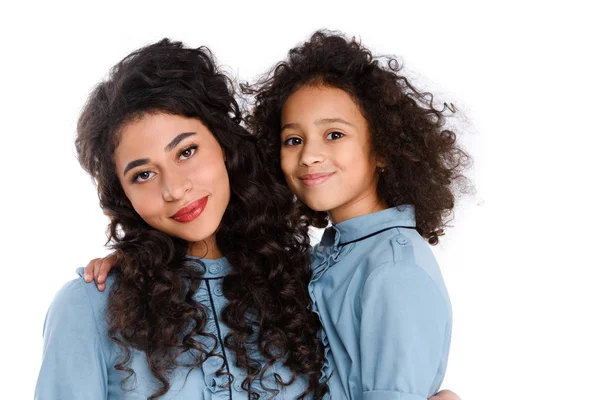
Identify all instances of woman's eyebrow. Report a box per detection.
[123,132,198,176]
[123,158,150,176]
[164,132,196,152]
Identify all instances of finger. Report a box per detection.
[84,259,101,282]
[436,390,460,400]
[93,259,103,284]
[98,253,117,283]
[97,282,106,292]
[97,258,113,283]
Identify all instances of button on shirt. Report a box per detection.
[35,257,310,399]
[309,206,452,400]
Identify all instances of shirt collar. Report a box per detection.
[331,205,416,246]
[185,255,232,278]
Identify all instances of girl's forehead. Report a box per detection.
[283,85,362,118]
[280,88,369,136]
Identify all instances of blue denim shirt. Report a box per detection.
[35,257,310,399]
[309,206,452,400]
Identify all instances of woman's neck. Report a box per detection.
[188,237,222,259]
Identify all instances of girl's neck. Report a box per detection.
[329,189,388,224]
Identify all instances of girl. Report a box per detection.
[82,32,466,400]
[35,39,325,399]
[246,31,471,400]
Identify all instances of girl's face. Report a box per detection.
[114,113,230,258]
[280,85,386,223]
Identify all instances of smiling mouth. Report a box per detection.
[298,173,334,187]
[170,196,209,223]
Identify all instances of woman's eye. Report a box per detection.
[326,131,345,140]
[133,171,155,183]
[283,137,303,146]
[179,145,197,160]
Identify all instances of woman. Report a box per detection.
[35,38,325,399]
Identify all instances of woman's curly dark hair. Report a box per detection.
[76,39,325,399]
[245,30,471,244]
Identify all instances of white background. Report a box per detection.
[1,1,598,398]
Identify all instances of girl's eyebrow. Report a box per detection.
[281,122,300,132]
[281,118,353,132]
[123,132,197,176]
[315,118,353,127]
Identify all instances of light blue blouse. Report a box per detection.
[35,257,310,399]
[309,206,452,400]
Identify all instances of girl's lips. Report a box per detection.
[170,196,208,223]
[298,172,334,187]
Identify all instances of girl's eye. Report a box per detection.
[132,171,155,183]
[178,145,198,160]
[326,131,345,140]
[283,137,303,146]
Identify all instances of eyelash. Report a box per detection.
[326,131,345,140]
[131,170,155,183]
[178,144,198,160]
[282,131,345,146]
[283,137,303,146]
[131,144,198,183]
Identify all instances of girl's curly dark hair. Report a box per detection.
[76,39,325,399]
[245,30,471,244]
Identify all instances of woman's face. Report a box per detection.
[114,112,230,258]
[279,85,385,223]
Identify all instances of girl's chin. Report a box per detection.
[301,199,336,213]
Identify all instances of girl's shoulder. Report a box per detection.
[360,227,430,267]
[360,228,450,303]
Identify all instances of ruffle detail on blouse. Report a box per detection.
[200,351,233,399]
[194,287,234,399]
[318,328,334,397]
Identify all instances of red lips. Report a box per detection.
[170,196,208,223]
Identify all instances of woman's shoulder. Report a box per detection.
[57,267,113,302]
[45,267,115,337]
[36,269,118,398]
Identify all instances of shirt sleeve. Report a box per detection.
[360,263,450,400]
[35,278,109,400]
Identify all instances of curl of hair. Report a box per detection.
[76,39,325,399]
[245,30,472,245]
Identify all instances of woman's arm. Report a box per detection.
[35,277,109,399]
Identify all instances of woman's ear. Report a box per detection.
[375,156,388,173]
[376,156,387,169]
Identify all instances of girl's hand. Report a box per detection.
[429,390,461,400]
[83,253,117,291]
